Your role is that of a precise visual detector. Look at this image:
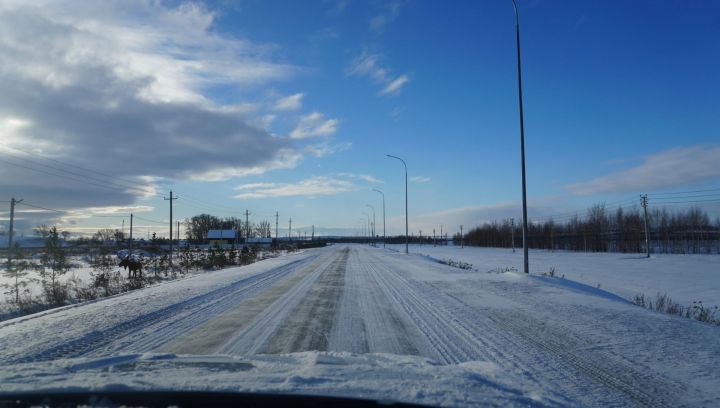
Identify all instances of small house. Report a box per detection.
[207,229,236,246]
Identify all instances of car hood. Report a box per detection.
[0,352,559,407]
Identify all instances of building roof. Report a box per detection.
[207,230,236,239]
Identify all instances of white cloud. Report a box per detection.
[347,52,409,97]
[336,173,383,184]
[369,1,402,33]
[305,141,352,158]
[234,182,277,190]
[565,145,720,195]
[0,0,310,218]
[410,176,430,183]
[187,149,304,182]
[290,112,339,139]
[347,53,389,82]
[273,93,304,111]
[379,75,409,96]
[234,176,354,199]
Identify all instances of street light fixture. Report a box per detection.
[365,204,375,246]
[511,0,529,274]
[386,154,409,254]
[362,211,371,244]
[372,189,386,248]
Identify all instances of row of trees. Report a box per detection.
[184,214,272,242]
[456,205,720,254]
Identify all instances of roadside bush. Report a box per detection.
[438,258,474,271]
[633,292,719,326]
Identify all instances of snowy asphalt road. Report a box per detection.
[1,245,718,407]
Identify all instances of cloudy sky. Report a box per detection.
[1,0,719,238]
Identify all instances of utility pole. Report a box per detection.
[8,198,23,265]
[275,212,279,241]
[511,218,516,253]
[440,224,443,246]
[122,219,125,241]
[641,194,650,258]
[129,213,133,255]
[311,225,314,241]
[433,229,436,247]
[460,225,464,248]
[176,220,180,241]
[245,210,251,244]
[164,190,178,265]
[511,0,530,274]
[288,218,292,241]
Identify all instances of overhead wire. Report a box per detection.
[0,143,157,196]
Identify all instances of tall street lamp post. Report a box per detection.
[372,189,386,248]
[365,204,375,246]
[387,155,408,254]
[511,0,530,274]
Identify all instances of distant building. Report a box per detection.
[207,230,236,246]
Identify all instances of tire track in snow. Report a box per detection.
[4,254,320,364]
[486,309,678,408]
[361,248,680,407]
[158,251,338,354]
[216,249,345,355]
[262,247,350,353]
[330,248,427,356]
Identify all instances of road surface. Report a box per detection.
[1,245,717,407]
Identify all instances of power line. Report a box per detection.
[17,202,68,213]
[649,198,720,205]
[648,187,720,196]
[651,193,720,201]
[0,143,156,194]
[0,153,156,198]
[529,196,638,222]
[133,215,166,224]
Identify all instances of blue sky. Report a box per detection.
[1,0,719,238]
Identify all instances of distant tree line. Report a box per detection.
[456,204,720,254]
[184,214,272,243]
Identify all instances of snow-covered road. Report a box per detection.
[1,245,718,407]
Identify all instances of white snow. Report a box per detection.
[387,244,720,309]
[0,352,555,407]
[0,245,718,407]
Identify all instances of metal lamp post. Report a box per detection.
[511,0,530,274]
[365,204,375,246]
[362,211,371,244]
[387,155,409,254]
[372,189,386,248]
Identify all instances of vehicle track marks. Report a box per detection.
[5,255,319,364]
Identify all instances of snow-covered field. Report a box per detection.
[0,250,282,306]
[387,244,720,309]
[0,263,96,302]
[0,245,718,407]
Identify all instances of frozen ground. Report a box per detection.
[0,251,281,305]
[0,245,718,407]
[387,244,720,309]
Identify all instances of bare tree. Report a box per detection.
[255,220,272,238]
[94,228,116,242]
[33,224,50,238]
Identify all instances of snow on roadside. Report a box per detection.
[387,244,720,308]
[0,249,321,353]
